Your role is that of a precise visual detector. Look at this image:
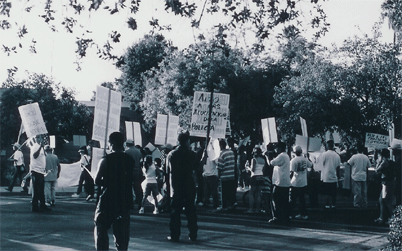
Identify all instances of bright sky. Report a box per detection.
[0,0,394,101]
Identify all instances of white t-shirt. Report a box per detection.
[30,143,46,174]
[290,156,312,187]
[348,153,370,181]
[203,157,218,177]
[13,150,24,166]
[143,164,157,184]
[320,150,341,183]
[271,152,291,187]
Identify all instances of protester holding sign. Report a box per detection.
[30,134,51,212]
[321,140,341,209]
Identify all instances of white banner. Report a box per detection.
[92,86,121,144]
[365,132,389,149]
[18,102,48,138]
[190,91,230,139]
[261,117,278,147]
[125,121,142,146]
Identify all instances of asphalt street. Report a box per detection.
[0,187,391,251]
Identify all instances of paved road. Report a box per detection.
[0,187,390,251]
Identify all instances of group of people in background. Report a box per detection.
[5,131,401,250]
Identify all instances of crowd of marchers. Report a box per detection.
[5,132,402,250]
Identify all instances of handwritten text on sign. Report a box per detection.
[365,133,389,149]
[92,86,122,143]
[18,102,48,138]
[190,91,230,138]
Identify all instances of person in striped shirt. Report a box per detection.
[217,139,237,211]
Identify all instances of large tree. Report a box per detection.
[1,73,92,146]
[0,0,329,72]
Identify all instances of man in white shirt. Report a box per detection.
[6,143,26,192]
[321,140,341,209]
[347,146,370,208]
[30,134,51,212]
[290,145,313,219]
[269,142,291,224]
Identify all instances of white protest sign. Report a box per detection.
[92,86,121,144]
[365,133,389,149]
[49,135,56,148]
[190,91,230,139]
[155,114,179,146]
[261,117,278,146]
[18,102,48,138]
[125,121,142,146]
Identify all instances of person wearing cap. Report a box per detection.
[44,145,61,206]
[72,146,94,201]
[94,132,135,250]
[347,145,370,208]
[124,139,143,209]
[290,145,312,220]
[30,134,51,212]
[166,131,198,242]
[6,143,26,192]
[320,140,341,209]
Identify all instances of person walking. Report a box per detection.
[94,132,135,251]
[290,146,312,220]
[321,140,341,209]
[6,143,26,192]
[124,139,143,209]
[44,145,61,206]
[217,139,237,211]
[246,146,266,214]
[139,155,160,215]
[347,145,370,208]
[30,134,51,212]
[166,131,198,242]
[268,142,290,224]
[73,146,94,201]
[374,148,396,224]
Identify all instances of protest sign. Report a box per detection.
[91,147,104,179]
[365,133,389,149]
[325,131,341,144]
[73,135,87,147]
[190,91,230,139]
[125,121,142,146]
[49,135,56,148]
[92,86,121,145]
[261,117,278,146]
[155,114,179,146]
[18,102,48,138]
[295,135,322,153]
[300,117,308,137]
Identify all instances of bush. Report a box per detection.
[384,205,402,250]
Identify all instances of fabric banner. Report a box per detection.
[190,91,230,139]
[92,86,121,144]
[56,161,81,189]
[18,102,48,138]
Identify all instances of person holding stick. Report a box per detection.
[6,143,26,192]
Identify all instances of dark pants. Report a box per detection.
[308,177,320,208]
[77,170,94,196]
[272,186,290,222]
[203,176,219,208]
[290,186,307,216]
[94,211,130,251]
[31,171,45,210]
[196,172,204,204]
[221,179,237,209]
[239,170,249,188]
[133,170,143,207]
[322,182,337,206]
[169,192,198,241]
[8,165,26,191]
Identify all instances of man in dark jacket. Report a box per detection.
[94,132,135,251]
[167,131,198,242]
